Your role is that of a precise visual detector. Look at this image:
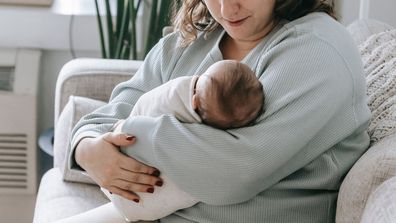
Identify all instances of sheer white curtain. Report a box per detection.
[359,0,371,19]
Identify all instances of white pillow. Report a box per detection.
[54,95,106,184]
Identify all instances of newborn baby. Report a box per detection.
[103,60,265,221]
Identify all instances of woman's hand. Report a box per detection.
[75,129,162,203]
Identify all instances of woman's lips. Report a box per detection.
[226,17,248,27]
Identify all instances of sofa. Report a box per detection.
[33,19,396,223]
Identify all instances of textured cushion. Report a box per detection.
[54,95,106,184]
[336,132,396,223]
[360,29,396,144]
[360,177,396,223]
[33,168,108,223]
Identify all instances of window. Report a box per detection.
[0,0,52,6]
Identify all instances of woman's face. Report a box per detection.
[204,0,276,42]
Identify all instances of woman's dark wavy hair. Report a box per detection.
[172,0,336,46]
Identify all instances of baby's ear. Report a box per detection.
[192,94,199,110]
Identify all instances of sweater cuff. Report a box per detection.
[121,116,160,166]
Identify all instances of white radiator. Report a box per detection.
[0,48,41,194]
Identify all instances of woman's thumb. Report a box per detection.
[102,132,136,147]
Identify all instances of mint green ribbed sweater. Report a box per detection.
[71,13,371,223]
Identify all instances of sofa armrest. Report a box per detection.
[336,132,396,223]
[55,58,143,125]
[360,176,396,223]
[53,58,143,183]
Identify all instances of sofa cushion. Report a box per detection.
[360,176,396,223]
[54,95,106,184]
[33,168,108,223]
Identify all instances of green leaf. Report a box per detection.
[95,0,175,60]
[115,0,125,38]
[115,0,130,58]
[129,0,137,59]
[94,0,107,58]
[105,0,115,58]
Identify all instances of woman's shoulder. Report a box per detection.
[264,12,361,70]
[280,13,356,52]
[284,12,345,35]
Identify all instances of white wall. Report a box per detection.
[336,0,396,27]
[0,7,102,221]
[37,50,101,134]
[0,5,103,134]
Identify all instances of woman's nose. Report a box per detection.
[220,0,241,20]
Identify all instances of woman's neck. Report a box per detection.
[220,35,262,60]
[220,20,279,61]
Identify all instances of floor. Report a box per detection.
[0,194,36,223]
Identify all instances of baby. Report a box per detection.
[131,59,264,129]
[103,60,265,222]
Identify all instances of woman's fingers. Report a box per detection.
[117,168,163,187]
[77,132,164,202]
[107,186,141,203]
[119,155,160,176]
[112,179,155,194]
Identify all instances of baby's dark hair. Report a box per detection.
[197,61,265,129]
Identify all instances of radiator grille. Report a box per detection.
[0,67,15,92]
[0,134,28,190]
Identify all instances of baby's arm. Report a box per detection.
[102,120,198,221]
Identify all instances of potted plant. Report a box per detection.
[94,0,174,60]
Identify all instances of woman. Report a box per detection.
[69,0,371,222]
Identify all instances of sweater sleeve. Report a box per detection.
[69,36,167,169]
[120,33,360,205]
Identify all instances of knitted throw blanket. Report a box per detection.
[359,29,396,144]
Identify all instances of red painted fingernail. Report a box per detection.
[126,136,135,141]
[152,170,160,176]
[155,181,163,187]
[147,187,154,193]
[133,199,139,203]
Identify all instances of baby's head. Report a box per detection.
[192,60,264,129]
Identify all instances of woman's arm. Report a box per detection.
[119,34,366,205]
[69,35,173,200]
